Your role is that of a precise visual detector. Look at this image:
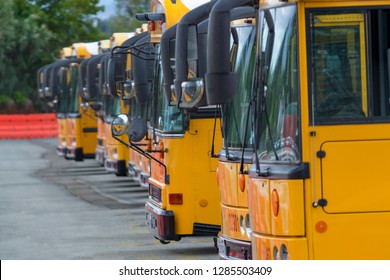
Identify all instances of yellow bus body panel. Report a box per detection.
[220,205,250,241]
[66,106,97,157]
[95,117,106,164]
[104,122,129,164]
[149,118,222,235]
[218,162,251,241]
[57,118,67,153]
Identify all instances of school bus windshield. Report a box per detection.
[58,68,68,114]
[68,65,79,114]
[105,95,121,118]
[154,45,183,133]
[256,5,300,163]
[222,25,256,149]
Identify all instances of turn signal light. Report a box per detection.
[271,189,280,217]
[148,21,155,31]
[238,173,246,192]
[169,193,183,205]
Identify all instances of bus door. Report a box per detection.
[308,9,390,259]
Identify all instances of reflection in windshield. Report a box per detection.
[257,5,300,163]
[105,95,121,117]
[153,45,183,133]
[222,25,256,150]
[310,12,366,120]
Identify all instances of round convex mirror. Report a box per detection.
[111,114,130,136]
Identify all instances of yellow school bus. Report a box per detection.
[141,0,222,243]
[204,0,257,259]
[108,30,154,186]
[103,33,133,175]
[76,50,111,162]
[64,42,99,161]
[241,0,390,259]
[47,54,82,157]
[37,63,56,112]
[112,0,222,243]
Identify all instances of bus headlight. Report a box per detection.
[245,214,252,238]
[113,148,118,160]
[240,215,245,235]
[280,244,288,260]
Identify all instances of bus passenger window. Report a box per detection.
[309,9,390,123]
[309,12,367,122]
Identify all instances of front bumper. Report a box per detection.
[95,148,105,165]
[215,235,252,260]
[57,146,66,157]
[105,159,127,176]
[145,201,177,241]
[66,147,83,161]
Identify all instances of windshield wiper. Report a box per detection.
[255,9,277,174]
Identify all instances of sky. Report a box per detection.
[97,0,116,20]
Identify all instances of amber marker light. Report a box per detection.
[148,21,155,31]
[239,173,246,192]
[169,193,183,205]
[315,221,328,233]
[271,189,280,217]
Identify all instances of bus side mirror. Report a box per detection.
[205,72,238,105]
[180,78,205,108]
[90,102,103,112]
[132,45,154,104]
[122,80,135,100]
[128,117,147,142]
[112,114,130,137]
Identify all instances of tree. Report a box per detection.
[32,0,106,58]
[0,0,106,112]
[0,0,51,111]
[100,0,149,36]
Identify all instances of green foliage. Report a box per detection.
[99,0,149,36]
[0,95,9,109]
[0,0,51,100]
[13,90,26,108]
[0,0,106,113]
[33,0,106,55]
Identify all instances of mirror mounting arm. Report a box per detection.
[145,148,168,153]
[112,134,170,184]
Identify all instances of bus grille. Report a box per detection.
[149,183,162,203]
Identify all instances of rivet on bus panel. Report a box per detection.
[199,199,208,207]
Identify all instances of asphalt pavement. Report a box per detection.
[0,138,218,260]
